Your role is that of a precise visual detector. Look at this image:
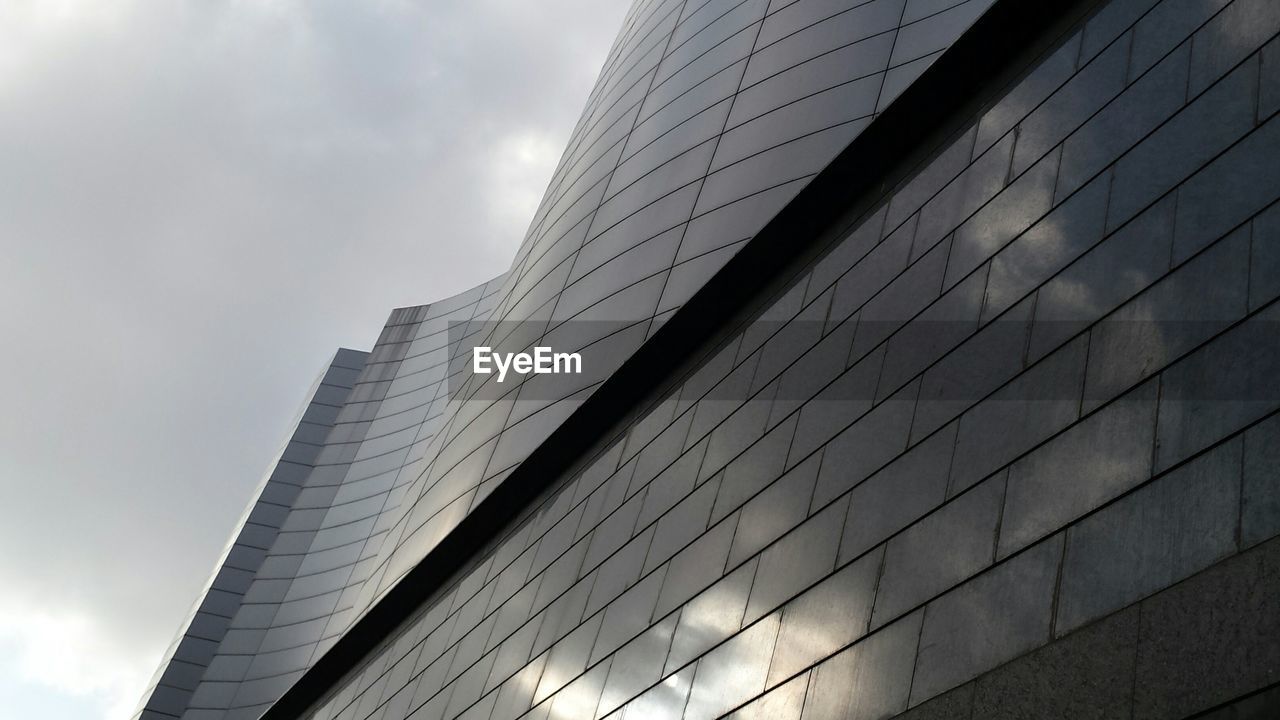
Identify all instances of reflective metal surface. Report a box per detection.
[137,0,1280,718]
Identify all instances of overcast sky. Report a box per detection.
[0,1,628,718]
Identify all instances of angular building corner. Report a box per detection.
[133,347,369,720]
[139,0,1280,718]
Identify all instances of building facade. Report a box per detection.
[136,0,1280,718]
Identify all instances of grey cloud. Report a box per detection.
[0,1,627,716]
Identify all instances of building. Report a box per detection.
[135,0,1280,718]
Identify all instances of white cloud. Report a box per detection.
[0,595,157,720]
[490,128,566,237]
